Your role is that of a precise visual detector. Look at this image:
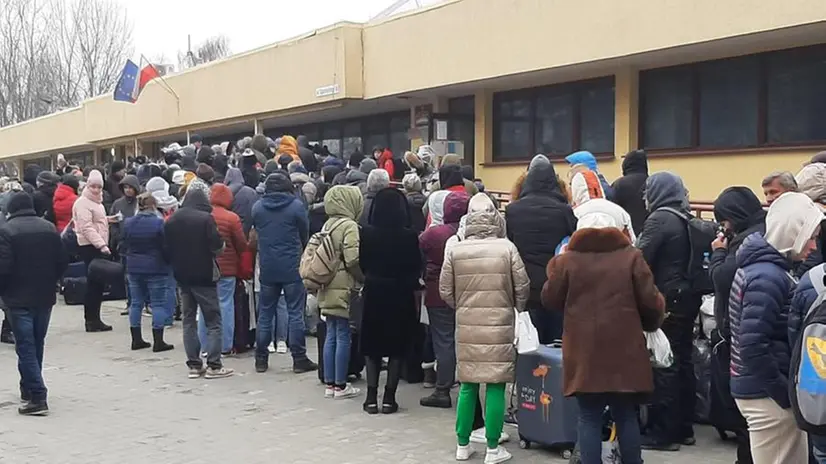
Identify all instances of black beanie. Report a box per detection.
[6,191,34,214]
[265,172,294,194]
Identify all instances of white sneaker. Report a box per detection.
[334,384,361,399]
[456,444,475,461]
[324,386,335,399]
[484,446,512,464]
[276,341,288,354]
[470,428,510,444]
[267,342,276,353]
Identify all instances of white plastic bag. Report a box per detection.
[700,295,716,338]
[645,329,674,369]
[515,310,540,354]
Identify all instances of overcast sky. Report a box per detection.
[122,0,432,64]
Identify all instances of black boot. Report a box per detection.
[381,388,399,414]
[420,388,452,409]
[0,319,14,344]
[18,401,49,416]
[363,387,379,415]
[293,357,318,374]
[130,327,150,350]
[152,328,174,353]
[86,320,113,333]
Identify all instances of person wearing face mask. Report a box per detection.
[72,170,113,333]
[729,191,822,464]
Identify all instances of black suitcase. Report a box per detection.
[400,322,426,384]
[234,280,254,353]
[63,277,87,306]
[516,343,579,459]
[103,278,127,301]
[316,319,364,383]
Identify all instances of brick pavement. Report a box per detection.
[0,301,737,464]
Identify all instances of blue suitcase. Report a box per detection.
[516,343,579,459]
[64,261,87,279]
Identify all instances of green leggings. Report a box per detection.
[456,382,506,449]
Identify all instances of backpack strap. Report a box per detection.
[807,265,826,316]
[657,206,690,222]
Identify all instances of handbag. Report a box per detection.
[87,257,124,285]
[514,309,540,354]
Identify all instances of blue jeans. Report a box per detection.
[323,316,351,386]
[127,274,170,330]
[164,273,176,326]
[6,307,52,403]
[813,434,826,463]
[198,277,236,353]
[576,393,642,464]
[256,281,307,361]
[274,294,288,343]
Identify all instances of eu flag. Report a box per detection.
[114,59,140,103]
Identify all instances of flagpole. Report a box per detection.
[141,54,180,101]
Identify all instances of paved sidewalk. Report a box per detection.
[0,301,737,464]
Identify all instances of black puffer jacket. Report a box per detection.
[636,172,692,300]
[164,189,224,287]
[709,187,767,339]
[505,164,576,306]
[611,150,648,234]
[296,135,319,174]
[32,183,58,225]
[406,191,427,234]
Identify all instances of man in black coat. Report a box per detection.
[296,135,319,174]
[611,149,648,234]
[708,187,765,464]
[164,189,233,380]
[505,164,576,343]
[0,191,68,416]
[636,171,698,451]
[32,171,60,225]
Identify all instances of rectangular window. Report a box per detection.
[640,44,826,151]
[342,121,362,158]
[389,114,411,157]
[493,77,615,161]
[321,123,342,157]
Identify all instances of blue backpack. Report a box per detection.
[790,264,826,434]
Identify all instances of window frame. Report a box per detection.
[491,76,616,162]
[639,44,826,155]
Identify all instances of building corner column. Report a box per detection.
[614,67,639,157]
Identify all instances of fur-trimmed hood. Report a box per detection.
[567,227,631,253]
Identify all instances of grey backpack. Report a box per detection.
[790,264,826,434]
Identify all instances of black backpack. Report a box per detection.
[391,158,406,181]
[658,207,717,295]
[790,264,826,435]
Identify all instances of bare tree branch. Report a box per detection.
[178,35,231,70]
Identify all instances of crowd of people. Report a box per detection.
[2,131,826,464]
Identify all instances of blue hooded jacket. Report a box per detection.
[565,150,614,201]
[729,232,796,408]
[252,190,309,284]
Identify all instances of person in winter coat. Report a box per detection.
[359,169,390,227]
[505,163,576,343]
[793,163,826,278]
[426,191,450,228]
[196,184,247,354]
[296,135,319,174]
[277,135,301,163]
[53,175,79,233]
[110,175,140,254]
[761,171,798,205]
[729,192,821,464]
[439,201,529,464]
[107,160,126,205]
[565,150,614,201]
[252,172,317,374]
[438,154,478,197]
[72,170,114,333]
[571,171,636,242]
[708,187,766,464]
[164,188,233,380]
[611,149,649,233]
[317,186,365,400]
[635,171,699,451]
[0,191,68,416]
[542,198,665,464]
[22,164,42,192]
[32,171,60,225]
[402,173,427,234]
[419,192,469,410]
[377,148,395,180]
[359,188,423,415]
[122,193,174,353]
[223,167,257,235]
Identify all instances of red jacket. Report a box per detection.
[378,149,395,179]
[210,184,247,277]
[53,183,78,232]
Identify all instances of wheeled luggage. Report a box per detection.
[316,318,364,383]
[233,279,254,353]
[516,343,579,459]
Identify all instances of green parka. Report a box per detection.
[317,185,365,318]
